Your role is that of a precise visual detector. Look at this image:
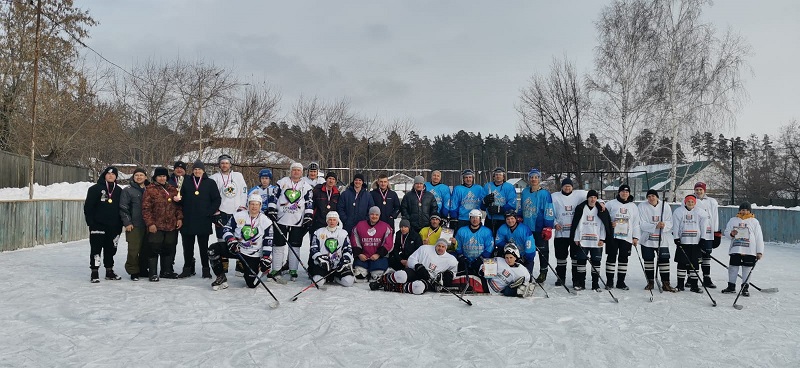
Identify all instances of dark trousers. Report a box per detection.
[208,242,262,288]
[147,230,178,275]
[182,232,210,270]
[89,229,120,269]
[554,237,578,282]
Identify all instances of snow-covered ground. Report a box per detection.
[0,182,93,200]
[0,234,796,367]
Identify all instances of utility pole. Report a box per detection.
[28,0,42,200]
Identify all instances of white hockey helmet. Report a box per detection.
[247,193,263,204]
[468,209,482,219]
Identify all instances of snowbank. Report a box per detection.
[0,182,93,201]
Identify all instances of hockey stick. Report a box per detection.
[633,244,654,302]
[438,277,473,306]
[529,272,549,298]
[675,243,717,307]
[734,260,759,310]
[273,223,324,290]
[703,251,777,293]
[290,269,336,302]
[532,240,577,295]
[235,253,280,309]
[576,245,619,303]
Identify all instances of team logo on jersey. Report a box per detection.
[685,214,693,220]
[565,205,573,211]
[523,198,535,218]
[324,238,339,253]
[502,269,511,278]
[236,218,246,225]
[223,183,237,198]
[429,264,437,272]
[367,227,377,236]
[241,225,259,241]
[620,208,627,214]
[284,189,302,203]
[651,216,660,222]
[587,215,594,221]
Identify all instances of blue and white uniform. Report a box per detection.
[449,184,487,221]
[484,181,517,221]
[425,181,452,218]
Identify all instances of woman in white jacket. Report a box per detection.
[721,202,765,297]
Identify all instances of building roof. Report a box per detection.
[603,161,715,192]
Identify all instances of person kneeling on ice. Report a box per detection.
[309,212,355,287]
[370,238,458,294]
[350,206,394,280]
[208,194,275,291]
[720,202,764,297]
[451,209,495,275]
[446,243,534,297]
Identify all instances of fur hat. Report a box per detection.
[152,167,169,181]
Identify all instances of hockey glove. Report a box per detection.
[265,207,278,221]
[541,227,553,241]
[212,213,226,228]
[414,264,431,281]
[302,213,313,227]
[259,256,272,273]
[469,257,484,272]
[713,231,722,249]
[482,193,495,207]
[510,276,526,289]
[338,256,352,273]
[487,205,501,215]
[674,239,680,246]
[227,239,241,254]
[317,255,331,273]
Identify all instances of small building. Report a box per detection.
[603,161,737,203]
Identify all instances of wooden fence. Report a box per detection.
[0,200,87,252]
[0,150,91,188]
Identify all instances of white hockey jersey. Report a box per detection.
[672,206,709,244]
[605,198,641,243]
[303,176,325,189]
[637,200,673,248]
[222,211,273,258]
[695,195,720,237]
[483,257,531,295]
[573,204,606,248]
[723,215,765,256]
[310,226,353,269]
[406,245,459,278]
[551,189,588,238]
[271,177,314,227]
[210,171,248,214]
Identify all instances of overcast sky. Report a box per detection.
[76,0,799,140]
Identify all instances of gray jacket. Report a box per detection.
[120,184,146,228]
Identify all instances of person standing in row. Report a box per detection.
[551,178,587,287]
[269,162,314,281]
[721,202,764,297]
[371,173,401,227]
[120,168,149,281]
[168,161,188,190]
[248,168,276,213]
[142,167,183,281]
[604,184,640,290]
[84,166,124,283]
[449,169,487,232]
[425,170,451,219]
[400,175,438,234]
[338,173,374,234]
[520,168,554,283]
[571,190,611,291]
[303,161,326,188]
[672,194,708,293]
[310,172,340,238]
[483,167,517,235]
[693,181,720,288]
[638,190,677,292]
[178,160,221,279]
[210,154,248,275]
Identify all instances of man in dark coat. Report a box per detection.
[400,175,438,234]
[84,166,124,283]
[119,167,149,280]
[177,160,221,278]
[337,173,375,234]
[370,173,401,227]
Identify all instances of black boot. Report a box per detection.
[616,274,629,290]
[177,266,193,278]
[676,278,685,292]
[689,278,702,293]
[703,276,717,289]
[535,269,547,283]
[202,267,212,279]
[105,268,122,280]
[721,282,736,294]
[91,269,100,283]
[149,258,159,282]
[606,273,614,290]
[741,283,750,297]
[211,273,228,291]
[160,256,179,279]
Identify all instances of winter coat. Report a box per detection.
[337,185,375,233]
[119,184,147,228]
[389,229,424,265]
[370,188,401,225]
[400,189,438,232]
[311,184,340,232]
[179,174,221,235]
[142,182,183,232]
[84,176,123,234]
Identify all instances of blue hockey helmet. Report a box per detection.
[258,168,273,179]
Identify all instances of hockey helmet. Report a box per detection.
[468,209,482,219]
[503,243,521,260]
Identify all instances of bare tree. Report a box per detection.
[517,56,589,183]
[587,0,661,172]
[648,0,750,198]
[777,120,800,204]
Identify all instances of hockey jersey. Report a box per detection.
[406,245,459,278]
[222,211,274,258]
[723,215,765,256]
[303,176,325,189]
[637,200,673,249]
[311,226,354,269]
[484,257,531,295]
[494,223,536,258]
[695,195,720,237]
[672,206,709,244]
[484,181,517,221]
[520,186,555,232]
[210,171,248,214]
[248,185,277,213]
[454,225,495,261]
[350,220,394,258]
[552,189,588,238]
[572,204,606,248]
[425,182,452,217]
[605,197,641,243]
[450,184,488,221]
[270,177,314,227]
